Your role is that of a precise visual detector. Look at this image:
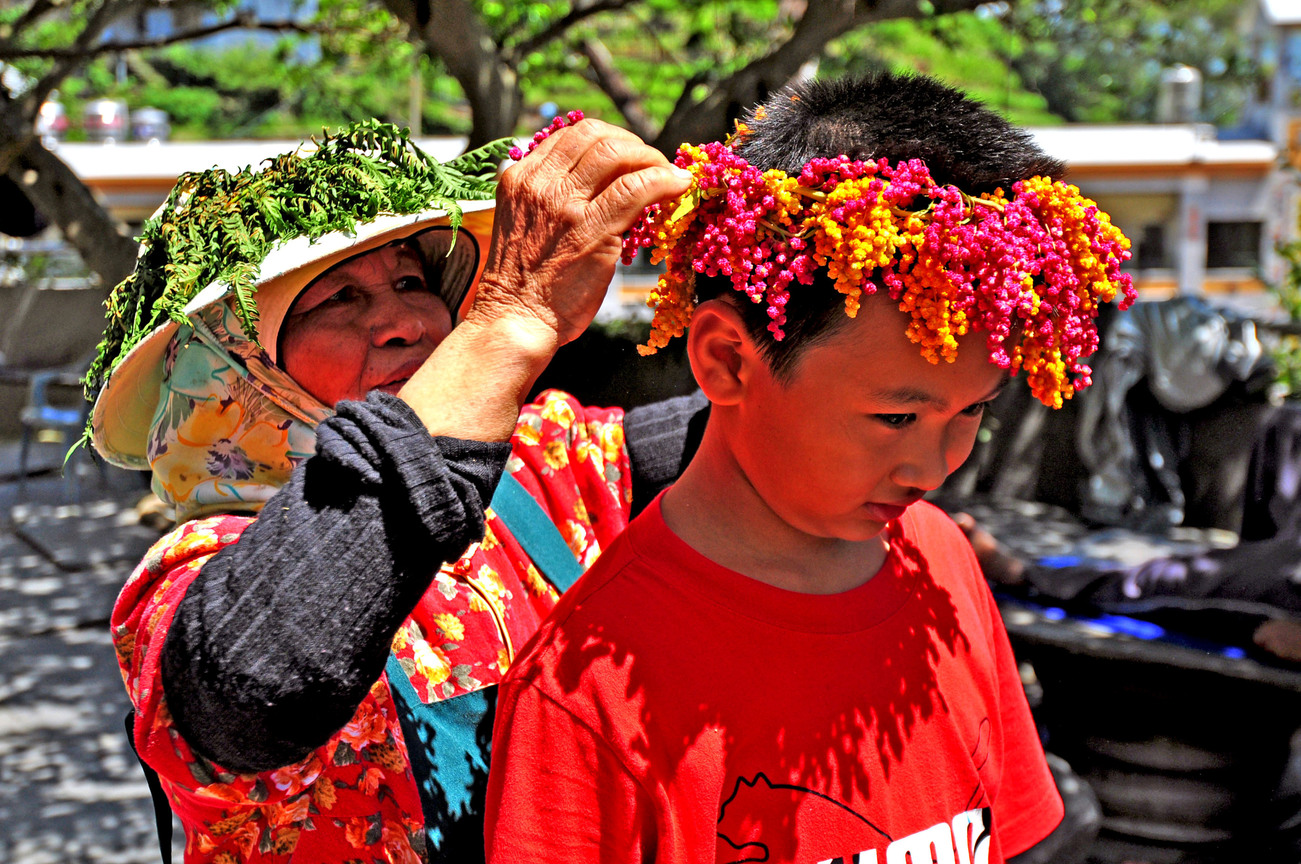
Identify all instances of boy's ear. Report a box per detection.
[686,299,763,406]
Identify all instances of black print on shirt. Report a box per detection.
[716,772,992,864]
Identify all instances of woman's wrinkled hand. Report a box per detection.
[468,119,692,348]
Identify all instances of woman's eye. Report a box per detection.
[960,400,991,418]
[395,275,428,292]
[324,285,357,305]
[874,413,915,428]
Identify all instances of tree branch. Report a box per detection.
[2,0,63,41]
[383,0,521,147]
[654,0,987,153]
[0,16,315,62]
[3,135,138,291]
[579,37,656,141]
[509,0,637,61]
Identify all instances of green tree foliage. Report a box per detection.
[0,0,1271,292]
[992,0,1255,125]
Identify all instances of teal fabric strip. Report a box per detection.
[487,470,584,592]
[385,654,492,860]
[382,471,585,858]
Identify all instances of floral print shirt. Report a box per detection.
[112,391,632,862]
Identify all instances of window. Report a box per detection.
[1206,221,1262,269]
[1135,224,1170,269]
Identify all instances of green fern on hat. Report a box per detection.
[85,120,511,401]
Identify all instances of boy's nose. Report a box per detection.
[891,443,951,492]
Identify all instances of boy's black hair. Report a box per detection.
[696,72,1064,382]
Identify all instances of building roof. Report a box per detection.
[1261,0,1301,26]
[1028,124,1277,170]
[50,126,1279,193]
[51,136,472,184]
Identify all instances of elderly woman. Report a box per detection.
[91,121,697,863]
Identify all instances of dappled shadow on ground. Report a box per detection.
[0,465,178,864]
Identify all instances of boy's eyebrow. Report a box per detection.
[868,371,1012,410]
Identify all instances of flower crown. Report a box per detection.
[618,126,1136,408]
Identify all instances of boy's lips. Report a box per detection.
[861,495,922,524]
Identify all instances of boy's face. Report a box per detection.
[727,291,1008,543]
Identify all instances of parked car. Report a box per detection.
[82,99,128,142]
[35,100,68,144]
[130,107,170,143]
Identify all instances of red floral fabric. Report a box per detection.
[112,391,631,862]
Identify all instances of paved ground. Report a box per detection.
[0,440,183,863]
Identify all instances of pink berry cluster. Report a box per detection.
[621,136,1136,408]
[508,110,585,161]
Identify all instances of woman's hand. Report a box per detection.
[468,119,692,348]
[400,122,690,442]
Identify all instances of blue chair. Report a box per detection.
[18,368,101,501]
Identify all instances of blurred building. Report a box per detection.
[1031,123,1284,306]
[27,0,1301,317]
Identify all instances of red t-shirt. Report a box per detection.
[486,498,1063,864]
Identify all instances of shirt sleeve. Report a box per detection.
[984,583,1066,857]
[624,391,709,517]
[486,678,655,864]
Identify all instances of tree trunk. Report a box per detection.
[653,0,987,155]
[384,0,522,148]
[5,135,138,291]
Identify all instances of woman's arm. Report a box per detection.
[161,393,510,771]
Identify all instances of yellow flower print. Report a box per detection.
[474,564,509,601]
[497,648,511,674]
[564,520,588,558]
[160,523,221,566]
[540,395,577,428]
[597,422,626,464]
[432,613,465,642]
[480,523,499,551]
[412,641,450,689]
[542,440,568,471]
[523,563,550,597]
[515,417,543,447]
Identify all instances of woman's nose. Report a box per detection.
[366,289,427,346]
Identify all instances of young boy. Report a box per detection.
[484,73,1133,864]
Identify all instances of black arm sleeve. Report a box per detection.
[624,390,709,518]
[161,389,710,773]
[160,392,511,772]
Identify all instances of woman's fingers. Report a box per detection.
[473,121,689,344]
